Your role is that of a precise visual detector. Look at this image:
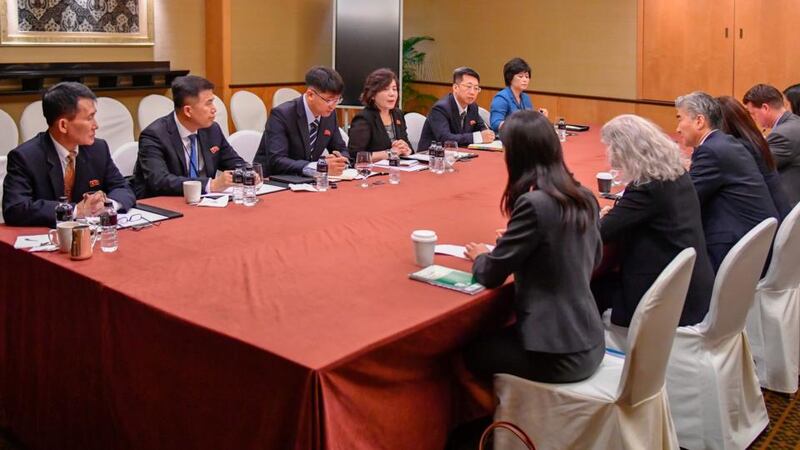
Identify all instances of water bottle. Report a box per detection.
[388,150,400,184]
[429,141,443,174]
[243,164,257,206]
[99,200,118,253]
[435,142,446,174]
[232,165,244,204]
[55,196,74,225]
[557,117,567,142]
[315,157,329,191]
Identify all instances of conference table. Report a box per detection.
[0,128,612,450]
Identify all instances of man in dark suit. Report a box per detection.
[418,67,495,152]
[133,76,246,198]
[677,91,779,271]
[254,66,349,177]
[744,83,800,207]
[3,82,135,227]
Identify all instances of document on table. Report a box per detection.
[467,140,503,151]
[221,184,287,196]
[372,159,419,167]
[435,244,495,259]
[118,207,174,229]
[288,183,319,192]
[14,234,54,250]
[197,195,229,207]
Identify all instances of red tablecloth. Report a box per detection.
[0,129,612,450]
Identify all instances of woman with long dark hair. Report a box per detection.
[463,110,604,383]
[717,96,791,219]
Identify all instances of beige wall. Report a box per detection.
[230,0,332,85]
[403,0,638,99]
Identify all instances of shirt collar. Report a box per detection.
[698,129,717,146]
[173,112,196,141]
[454,96,469,116]
[302,94,319,126]
[771,111,787,130]
[49,132,78,161]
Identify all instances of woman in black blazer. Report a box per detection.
[463,110,605,384]
[595,114,714,327]
[347,68,412,161]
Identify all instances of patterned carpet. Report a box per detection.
[0,390,798,449]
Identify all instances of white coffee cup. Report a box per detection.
[183,180,202,204]
[411,229,438,267]
[48,220,80,253]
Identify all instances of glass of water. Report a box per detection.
[443,140,458,172]
[355,152,372,188]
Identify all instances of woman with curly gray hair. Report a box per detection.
[593,114,714,328]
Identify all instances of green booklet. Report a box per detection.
[409,265,486,295]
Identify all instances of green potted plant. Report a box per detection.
[402,35,438,112]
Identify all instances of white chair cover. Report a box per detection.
[137,94,173,131]
[0,109,19,156]
[272,88,302,109]
[111,141,139,177]
[404,112,426,152]
[667,218,776,450]
[493,249,697,450]
[478,106,490,127]
[19,101,47,142]
[746,203,800,393]
[213,95,230,138]
[96,97,134,156]
[230,90,267,132]
[227,130,262,164]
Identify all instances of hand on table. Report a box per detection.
[391,140,412,156]
[480,129,495,143]
[600,205,613,218]
[327,151,349,176]
[464,242,491,261]
[210,170,234,193]
[76,191,107,217]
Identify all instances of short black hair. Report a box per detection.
[743,84,784,109]
[453,67,480,84]
[305,66,344,95]
[503,58,531,87]
[42,82,96,126]
[171,75,215,109]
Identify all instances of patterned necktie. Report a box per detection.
[309,119,320,154]
[188,134,198,177]
[460,111,467,130]
[64,150,77,200]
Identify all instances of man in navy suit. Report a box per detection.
[744,83,800,207]
[254,66,349,177]
[2,82,135,227]
[418,67,495,152]
[133,76,246,198]
[676,91,778,271]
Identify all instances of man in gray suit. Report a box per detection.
[744,84,800,206]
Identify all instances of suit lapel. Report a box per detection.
[42,134,65,199]
[295,97,312,159]
[447,94,463,133]
[73,147,95,200]
[312,119,330,160]
[197,129,215,176]
[166,115,189,176]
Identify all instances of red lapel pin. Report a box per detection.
[88,179,100,187]
[323,129,332,137]
[210,146,220,154]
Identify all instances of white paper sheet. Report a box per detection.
[197,195,229,208]
[14,234,51,249]
[435,244,496,260]
[288,183,319,192]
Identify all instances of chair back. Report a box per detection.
[617,248,696,406]
[759,204,800,291]
[478,106,491,127]
[231,90,267,132]
[212,95,230,137]
[272,88,302,109]
[111,141,139,177]
[0,109,19,156]
[19,101,47,142]
[339,127,349,145]
[227,130,262,164]
[404,112,426,151]
[96,97,134,155]
[137,94,173,131]
[700,218,778,343]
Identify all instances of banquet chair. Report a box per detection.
[478,107,490,128]
[404,112,426,151]
[0,108,18,156]
[137,94,173,131]
[212,95,230,137]
[230,90,267,132]
[19,101,47,142]
[492,248,697,450]
[746,203,800,393]
[227,130,262,164]
[272,88,302,108]
[96,97,134,155]
[111,141,139,177]
[339,127,349,146]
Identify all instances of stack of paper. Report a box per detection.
[467,140,503,151]
[409,265,485,295]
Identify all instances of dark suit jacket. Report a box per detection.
[738,138,791,220]
[347,107,411,154]
[418,93,487,152]
[3,132,135,227]
[472,188,604,354]
[767,111,800,206]
[690,131,779,271]
[599,173,714,327]
[133,113,245,198]
[254,96,349,176]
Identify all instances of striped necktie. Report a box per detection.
[64,150,77,200]
[309,119,320,154]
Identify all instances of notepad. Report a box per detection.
[409,265,485,295]
[467,140,503,151]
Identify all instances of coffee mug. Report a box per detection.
[183,180,202,204]
[70,225,99,260]
[48,220,80,253]
[411,230,438,267]
[596,172,613,194]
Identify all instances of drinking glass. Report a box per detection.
[355,152,372,188]
[252,163,264,189]
[443,140,458,172]
[609,169,622,187]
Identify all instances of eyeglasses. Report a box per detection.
[457,83,482,93]
[117,214,160,231]
[310,88,343,105]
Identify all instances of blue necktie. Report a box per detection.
[188,134,198,177]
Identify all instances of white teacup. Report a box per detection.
[183,180,202,204]
[48,220,80,253]
[411,230,438,267]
